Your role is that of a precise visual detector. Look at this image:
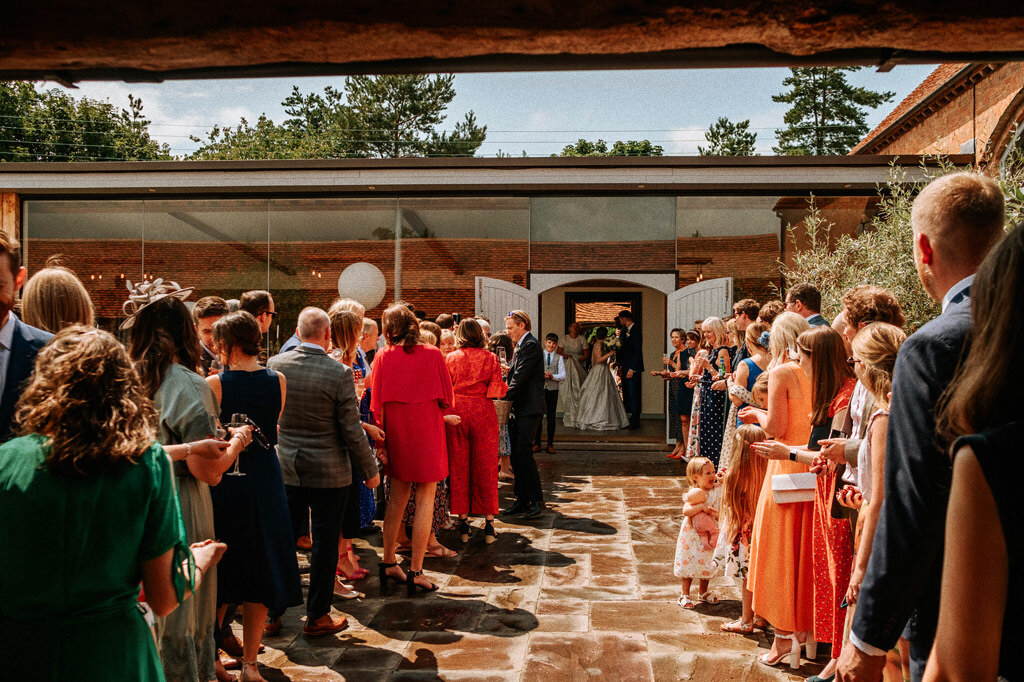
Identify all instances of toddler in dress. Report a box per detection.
[673,456,722,609]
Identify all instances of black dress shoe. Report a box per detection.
[522,502,543,519]
[503,500,528,516]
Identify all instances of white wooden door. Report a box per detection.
[475,277,538,333]
[665,277,734,443]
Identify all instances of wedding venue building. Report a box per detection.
[0,154,959,433]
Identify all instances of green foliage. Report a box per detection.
[192,75,487,160]
[698,117,758,156]
[557,138,664,157]
[0,81,170,162]
[780,160,1022,332]
[773,67,894,156]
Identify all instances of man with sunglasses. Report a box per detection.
[503,310,546,519]
[241,289,277,334]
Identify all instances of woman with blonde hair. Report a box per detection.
[685,316,733,465]
[21,264,94,332]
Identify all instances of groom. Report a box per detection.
[616,310,643,429]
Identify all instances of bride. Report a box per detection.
[575,326,629,430]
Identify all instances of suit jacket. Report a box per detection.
[619,324,645,373]
[851,293,971,655]
[266,345,376,489]
[199,343,217,376]
[505,333,545,418]
[279,333,301,354]
[0,317,53,442]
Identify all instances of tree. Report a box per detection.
[772,67,894,155]
[0,81,169,162]
[698,117,758,156]
[557,138,663,157]
[780,160,1023,332]
[190,75,487,159]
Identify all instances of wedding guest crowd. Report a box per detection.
[666,171,1017,682]
[1,169,1019,682]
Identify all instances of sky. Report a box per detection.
[50,65,938,157]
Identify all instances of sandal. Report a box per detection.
[758,632,801,670]
[677,595,697,609]
[720,619,754,634]
[406,569,439,596]
[425,543,458,558]
[698,591,719,604]
[333,577,364,600]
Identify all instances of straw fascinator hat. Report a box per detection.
[120,278,194,329]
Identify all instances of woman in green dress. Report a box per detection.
[0,326,229,681]
[125,280,244,682]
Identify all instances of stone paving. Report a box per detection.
[244,450,827,681]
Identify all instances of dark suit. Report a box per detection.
[850,289,971,679]
[199,343,217,376]
[279,332,301,354]
[0,316,53,442]
[618,323,644,427]
[505,332,545,505]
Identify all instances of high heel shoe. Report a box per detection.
[483,520,496,544]
[757,632,802,670]
[457,519,471,543]
[378,561,405,595]
[406,569,439,597]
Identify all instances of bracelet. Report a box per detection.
[185,441,192,458]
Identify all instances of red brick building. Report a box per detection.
[851,63,1024,170]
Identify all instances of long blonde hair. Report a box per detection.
[719,424,768,542]
[330,309,362,366]
[768,311,810,369]
[21,265,94,333]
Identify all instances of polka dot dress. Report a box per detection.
[697,347,730,468]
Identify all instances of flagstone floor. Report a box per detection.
[244,450,826,681]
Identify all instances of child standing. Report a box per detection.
[715,424,768,633]
[674,456,722,608]
[533,333,565,454]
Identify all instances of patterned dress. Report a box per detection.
[686,346,731,467]
[673,486,722,579]
[559,334,588,428]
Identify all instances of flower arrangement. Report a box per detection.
[602,336,622,351]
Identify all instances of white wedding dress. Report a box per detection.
[559,334,588,428]
[575,341,629,431]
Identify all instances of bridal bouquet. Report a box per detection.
[603,336,622,351]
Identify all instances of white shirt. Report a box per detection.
[543,350,566,391]
[941,274,975,313]
[0,313,17,400]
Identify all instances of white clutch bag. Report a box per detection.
[771,472,817,504]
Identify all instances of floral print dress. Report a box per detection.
[673,485,722,580]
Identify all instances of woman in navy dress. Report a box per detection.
[206,311,302,682]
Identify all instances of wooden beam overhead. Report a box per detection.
[3,2,1024,82]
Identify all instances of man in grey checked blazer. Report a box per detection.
[266,307,380,637]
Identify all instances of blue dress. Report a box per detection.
[353,352,378,530]
[737,357,765,426]
[211,369,302,611]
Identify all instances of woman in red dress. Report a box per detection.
[445,318,508,545]
[370,304,456,596]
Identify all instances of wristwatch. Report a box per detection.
[789,449,797,462]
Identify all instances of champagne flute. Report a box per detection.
[353,367,365,400]
[225,413,247,477]
[210,357,224,375]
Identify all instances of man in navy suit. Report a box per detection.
[837,173,1005,682]
[0,232,53,442]
[785,282,829,327]
[616,310,644,429]
[503,310,546,519]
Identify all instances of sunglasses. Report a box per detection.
[506,311,527,324]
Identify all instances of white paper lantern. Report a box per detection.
[337,262,386,309]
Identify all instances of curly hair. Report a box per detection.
[853,322,907,410]
[14,326,157,477]
[842,285,906,330]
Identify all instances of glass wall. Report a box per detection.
[22,192,876,349]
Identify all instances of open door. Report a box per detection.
[475,277,538,333]
[665,277,734,443]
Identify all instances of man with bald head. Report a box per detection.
[267,307,380,637]
[838,172,1005,682]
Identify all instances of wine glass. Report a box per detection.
[353,368,365,400]
[225,413,247,477]
[210,356,224,375]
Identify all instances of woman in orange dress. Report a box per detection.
[445,318,508,545]
[739,311,814,669]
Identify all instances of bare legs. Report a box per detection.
[383,479,438,588]
[214,603,268,682]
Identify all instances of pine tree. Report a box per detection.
[697,117,758,156]
[772,67,894,155]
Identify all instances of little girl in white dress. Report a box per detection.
[673,456,722,608]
